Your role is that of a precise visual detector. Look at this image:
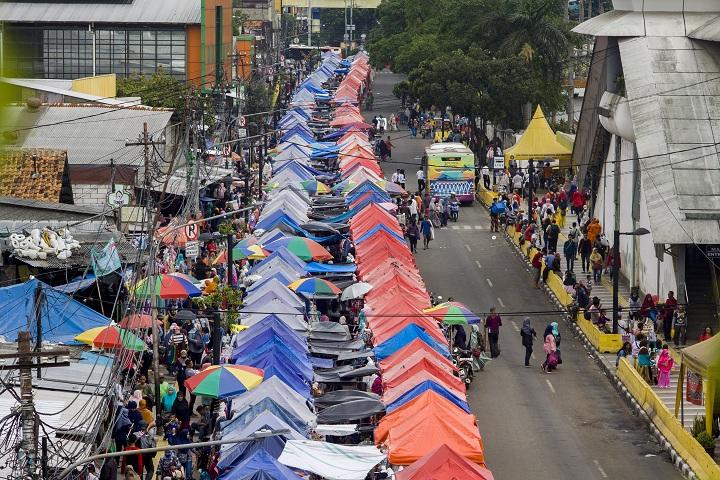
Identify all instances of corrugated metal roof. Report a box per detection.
[619,35,720,244]
[2,104,173,165]
[0,0,201,24]
[573,10,718,37]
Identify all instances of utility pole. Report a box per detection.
[612,136,621,334]
[4,333,70,479]
[528,159,535,223]
[126,124,167,413]
[307,0,312,47]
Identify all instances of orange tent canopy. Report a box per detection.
[396,444,494,480]
[382,371,465,407]
[375,390,484,465]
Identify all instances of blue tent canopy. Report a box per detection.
[373,324,450,361]
[219,448,300,480]
[252,247,308,275]
[254,211,306,234]
[386,380,470,414]
[305,262,356,274]
[345,180,389,198]
[222,397,309,435]
[0,279,110,343]
[218,436,287,471]
[233,336,310,375]
[247,271,295,292]
[232,328,309,364]
[234,351,311,398]
[354,225,405,245]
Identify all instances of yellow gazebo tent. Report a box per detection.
[504,106,572,167]
[674,334,720,434]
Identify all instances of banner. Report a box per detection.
[686,370,704,406]
[91,240,121,277]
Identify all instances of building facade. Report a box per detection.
[0,0,232,88]
[573,0,720,336]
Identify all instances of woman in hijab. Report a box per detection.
[520,317,536,367]
[129,389,143,406]
[542,325,558,373]
[639,294,655,323]
[656,345,674,388]
[469,323,485,371]
[161,385,177,413]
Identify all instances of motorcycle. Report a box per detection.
[452,347,474,385]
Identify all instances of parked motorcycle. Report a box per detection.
[452,347,474,385]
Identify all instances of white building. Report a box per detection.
[573,0,720,336]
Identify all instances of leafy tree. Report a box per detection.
[244,78,271,116]
[116,69,187,111]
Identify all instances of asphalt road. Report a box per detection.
[366,71,681,479]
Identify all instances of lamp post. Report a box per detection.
[612,227,650,333]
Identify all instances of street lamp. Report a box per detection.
[612,227,651,333]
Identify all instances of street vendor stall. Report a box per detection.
[503,106,572,168]
[674,333,720,433]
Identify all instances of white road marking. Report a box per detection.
[451,225,459,230]
[510,321,520,332]
[465,244,471,252]
[475,260,482,269]
[463,225,472,230]
[545,379,556,394]
[486,278,493,287]
[474,225,483,230]
[593,460,608,478]
[497,297,505,308]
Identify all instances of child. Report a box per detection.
[656,345,674,388]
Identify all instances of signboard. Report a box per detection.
[493,156,505,170]
[238,128,248,138]
[185,241,200,258]
[107,189,130,207]
[687,370,704,406]
[184,223,199,242]
[239,116,247,128]
[705,245,720,259]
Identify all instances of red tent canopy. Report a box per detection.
[378,339,455,372]
[396,444,494,480]
[370,316,446,346]
[374,390,484,465]
[340,160,383,177]
[382,349,457,382]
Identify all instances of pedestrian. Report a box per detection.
[662,291,678,341]
[481,164,491,190]
[98,449,117,480]
[672,305,687,347]
[398,169,406,190]
[545,218,560,253]
[384,136,393,159]
[586,218,602,243]
[656,345,674,388]
[563,234,577,272]
[520,317,536,367]
[420,216,433,249]
[171,391,191,430]
[484,307,502,358]
[616,341,632,367]
[124,465,140,480]
[416,167,426,193]
[541,325,558,373]
[531,248,544,288]
[590,247,603,283]
[578,235,592,273]
[406,220,419,253]
[469,323,485,371]
[699,325,714,342]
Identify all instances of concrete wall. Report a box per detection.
[72,183,131,206]
[594,135,678,297]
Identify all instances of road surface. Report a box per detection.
[365,70,681,479]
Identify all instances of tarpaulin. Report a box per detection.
[384,380,470,414]
[219,449,301,480]
[396,444,494,480]
[373,324,450,361]
[278,440,385,480]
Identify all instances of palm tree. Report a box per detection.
[499,0,569,69]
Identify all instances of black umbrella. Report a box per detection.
[174,310,197,322]
[315,390,380,408]
[198,231,222,241]
[316,398,386,423]
[300,222,342,235]
[338,365,379,379]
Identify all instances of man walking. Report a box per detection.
[545,218,561,254]
[485,307,503,358]
[481,164,491,190]
[563,234,578,272]
[417,168,426,194]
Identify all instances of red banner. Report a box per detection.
[686,370,704,406]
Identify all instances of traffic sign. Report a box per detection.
[185,241,200,258]
[238,128,247,138]
[493,156,505,170]
[107,189,129,207]
[184,223,199,241]
[239,116,247,127]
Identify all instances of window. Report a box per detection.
[4,25,186,80]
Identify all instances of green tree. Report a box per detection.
[116,69,187,111]
[244,78,271,116]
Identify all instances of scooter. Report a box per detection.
[452,347,474,385]
[449,199,460,222]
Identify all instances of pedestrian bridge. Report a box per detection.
[283,0,380,7]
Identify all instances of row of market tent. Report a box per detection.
[210,51,495,479]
